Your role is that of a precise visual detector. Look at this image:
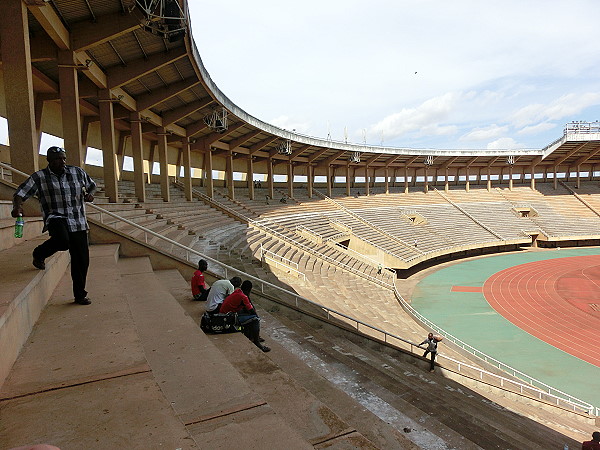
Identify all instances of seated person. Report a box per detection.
[220,280,270,352]
[191,259,209,301]
[205,276,241,314]
[279,196,287,203]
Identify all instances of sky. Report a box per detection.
[187,0,600,151]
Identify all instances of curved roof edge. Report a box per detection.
[183,25,544,159]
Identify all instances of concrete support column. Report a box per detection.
[34,94,45,151]
[345,164,351,196]
[404,166,409,194]
[58,51,84,167]
[384,167,389,194]
[267,158,274,200]
[424,167,429,193]
[99,89,119,203]
[530,166,536,190]
[553,166,558,189]
[226,151,234,200]
[364,165,370,196]
[445,168,449,192]
[247,156,254,200]
[157,127,170,202]
[130,112,146,202]
[182,139,192,201]
[204,146,214,198]
[487,167,492,191]
[576,165,581,189]
[465,167,470,192]
[287,162,294,199]
[326,165,333,197]
[413,168,418,187]
[1,0,38,181]
[509,166,514,191]
[307,164,314,198]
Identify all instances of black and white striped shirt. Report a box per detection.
[15,165,96,232]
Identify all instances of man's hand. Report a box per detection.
[11,196,24,218]
[84,193,94,202]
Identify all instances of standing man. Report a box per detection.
[419,332,441,372]
[582,431,600,450]
[12,146,96,305]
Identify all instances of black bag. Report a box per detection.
[200,312,240,334]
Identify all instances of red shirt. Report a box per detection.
[191,270,206,296]
[219,289,253,314]
[582,440,600,450]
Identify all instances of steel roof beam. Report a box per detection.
[162,97,213,125]
[71,12,141,52]
[229,129,262,150]
[135,77,201,110]
[26,2,69,50]
[106,46,188,89]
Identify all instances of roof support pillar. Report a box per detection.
[157,127,170,202]
[267,157,274,200]
[509,166,514,191]
[487,167,492,192]
[530,166,536,190]
[204,145,213,199]
[99,89,119,203]
[465,167,470,192]
[182,139,192,201]
[384,167,389,194]
[1,0,38,181]
[444,168,449,193]
[130,112,146,202]
[404,167,409,194]
[247,156,254,200]
[553,166,558,189]
[307,164,314,198]
[576,164,581,189]
[226,151,234,200]
[345,164,351,196]
[326,165,333,198]
[287,162,294,199]
[364,165,370,196]
[58,51,84,167]
[424,167,429,193]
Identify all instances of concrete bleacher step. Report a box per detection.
[155,268,416,449]
[262,310,583,449]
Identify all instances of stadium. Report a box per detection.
[1,0,599,448]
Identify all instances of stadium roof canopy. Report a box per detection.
[7,0,600,172]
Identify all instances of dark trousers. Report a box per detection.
[33,218,89,300]
[423,350,437,371]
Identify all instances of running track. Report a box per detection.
[483,255,600,368]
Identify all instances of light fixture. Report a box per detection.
[276,139,292,155]
[349,151,361,163]
[128,0,187,42]
[204,107,228,133]
[424,155,434,166]
[506,156,515,166]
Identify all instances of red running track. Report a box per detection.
[482,255,600,368]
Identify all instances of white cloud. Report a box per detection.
[269,116,311,134]
[366,92,461,141]
[510,93,600,128]
[460,125,508,142]
[517,122,558,136]
[486,137,527,150]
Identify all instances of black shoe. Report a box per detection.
[259,345,271,353]
[32,257,46,270]
[259,337,265,342]
[74,297,92,305]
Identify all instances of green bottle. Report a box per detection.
[14,215,24,238]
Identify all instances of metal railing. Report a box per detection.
[2,161,597,416]
[259,244,306,281]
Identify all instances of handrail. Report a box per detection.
[182,183,393,288]
[315,188,427,257]
[3,162,596,416]
[434,188,506,240]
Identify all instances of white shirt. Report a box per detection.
[206,279,235,312]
